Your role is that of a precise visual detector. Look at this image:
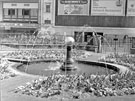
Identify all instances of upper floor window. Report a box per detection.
[45,3,51,13]
[22,9,30,16]
[8,9,15,16]
[44,20,51,24]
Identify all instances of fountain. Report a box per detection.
[4,26,118,76]
[2,26,135,100]
[16,37,116,76]
[60,37,77,71]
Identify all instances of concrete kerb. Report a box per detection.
[7,59,131,78]
[7,62,43,78]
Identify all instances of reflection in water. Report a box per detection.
[44,61,62,71]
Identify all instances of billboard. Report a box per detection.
[127,0,135,16]
[58,0,89,15]
[91,0,126,16]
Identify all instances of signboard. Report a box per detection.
[58,0,89,15]
[3,3,38,9]
[127,0,135,16]
[60,0,88,4]
[132,37,135,48]
[91,0,125,16]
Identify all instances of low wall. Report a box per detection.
[8,58,130,77]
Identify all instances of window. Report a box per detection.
[8,9,15,16]
[22,9,30,16]
[44,20,51,24]
[45,4,51,13]
[31,9,38,17]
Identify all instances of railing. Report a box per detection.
[0,34,133,54]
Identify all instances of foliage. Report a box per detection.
[14,72,135,99]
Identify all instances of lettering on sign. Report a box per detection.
[11,4,17,6]
[24,4,30,6]
[60,0,88,4]
[91,0,125,16]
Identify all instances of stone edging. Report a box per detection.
[7,59,130,78]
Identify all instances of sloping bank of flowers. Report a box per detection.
[99,53,135,72]
[0,58,17,80]
[13,72,135,99]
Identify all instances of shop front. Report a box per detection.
[2,3,38,23]
[131,37,135,54]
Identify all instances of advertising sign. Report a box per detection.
[91,0,125,16]
[127,0,135,16]
[64,5,84,15]
[58,0,89,15]
[60,0,88,4]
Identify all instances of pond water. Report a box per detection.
[18,61,116,76]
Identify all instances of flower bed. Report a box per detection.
[99,53,135,71]
[4,50,91,62]
[0,58,17,80]
[13,72,135,99]
[0,34,65,45]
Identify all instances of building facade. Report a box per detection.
[54,0,135,53]
[40,0,55,26]
[0,0,55,33]
[0,0,40,33]
[0,0,135,53]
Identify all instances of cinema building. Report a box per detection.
[54,0,135,54]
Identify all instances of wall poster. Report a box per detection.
[58,0,89,15]
[91,0,126,16]
[127,0,135,16]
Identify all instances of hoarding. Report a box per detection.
[127,0,135,16]
[91,0,125,16]
[58,0,89,15]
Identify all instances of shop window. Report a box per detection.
[22,9,30,16]
[8,9,15,16]
[45,3,51,13]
